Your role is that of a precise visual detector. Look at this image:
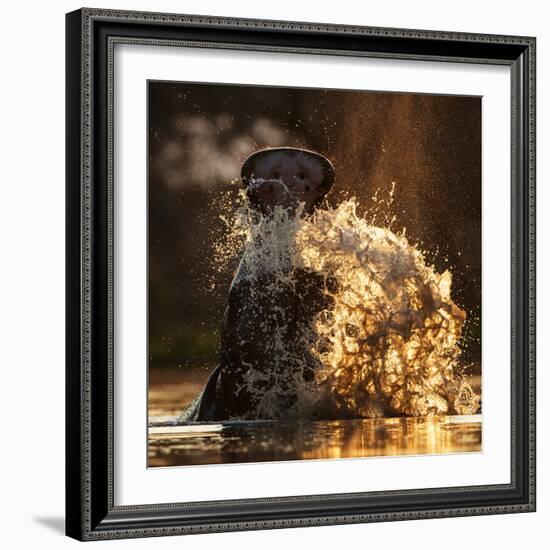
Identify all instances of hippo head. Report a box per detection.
[241,147,335,216]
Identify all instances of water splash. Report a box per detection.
[213,187,480,419]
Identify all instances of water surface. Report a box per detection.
[148,415,481,467]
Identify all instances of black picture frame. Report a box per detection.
[66,7,536,541]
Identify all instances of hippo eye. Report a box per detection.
[298,172,306,180]
[272,170,280,179]
[305,184,311,192]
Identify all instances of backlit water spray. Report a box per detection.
[213,184,480,420]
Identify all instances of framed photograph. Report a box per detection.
[66,8,536,541]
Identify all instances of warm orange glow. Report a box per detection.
[209,191,480,420]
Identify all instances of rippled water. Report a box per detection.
[148,415,482,467]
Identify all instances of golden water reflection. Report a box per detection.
[148,415,481,467]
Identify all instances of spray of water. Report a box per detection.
[212,185,480,419]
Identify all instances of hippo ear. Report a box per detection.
[240,154,258,209]
[317,155,335,197]
[240,155,255,190]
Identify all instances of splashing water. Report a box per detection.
[213,188,480,420]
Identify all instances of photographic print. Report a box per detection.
[147,80,482,468]
[66,10,536,539]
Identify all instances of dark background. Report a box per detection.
[148,81,481,380]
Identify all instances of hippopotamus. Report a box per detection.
[180,147,335,422]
